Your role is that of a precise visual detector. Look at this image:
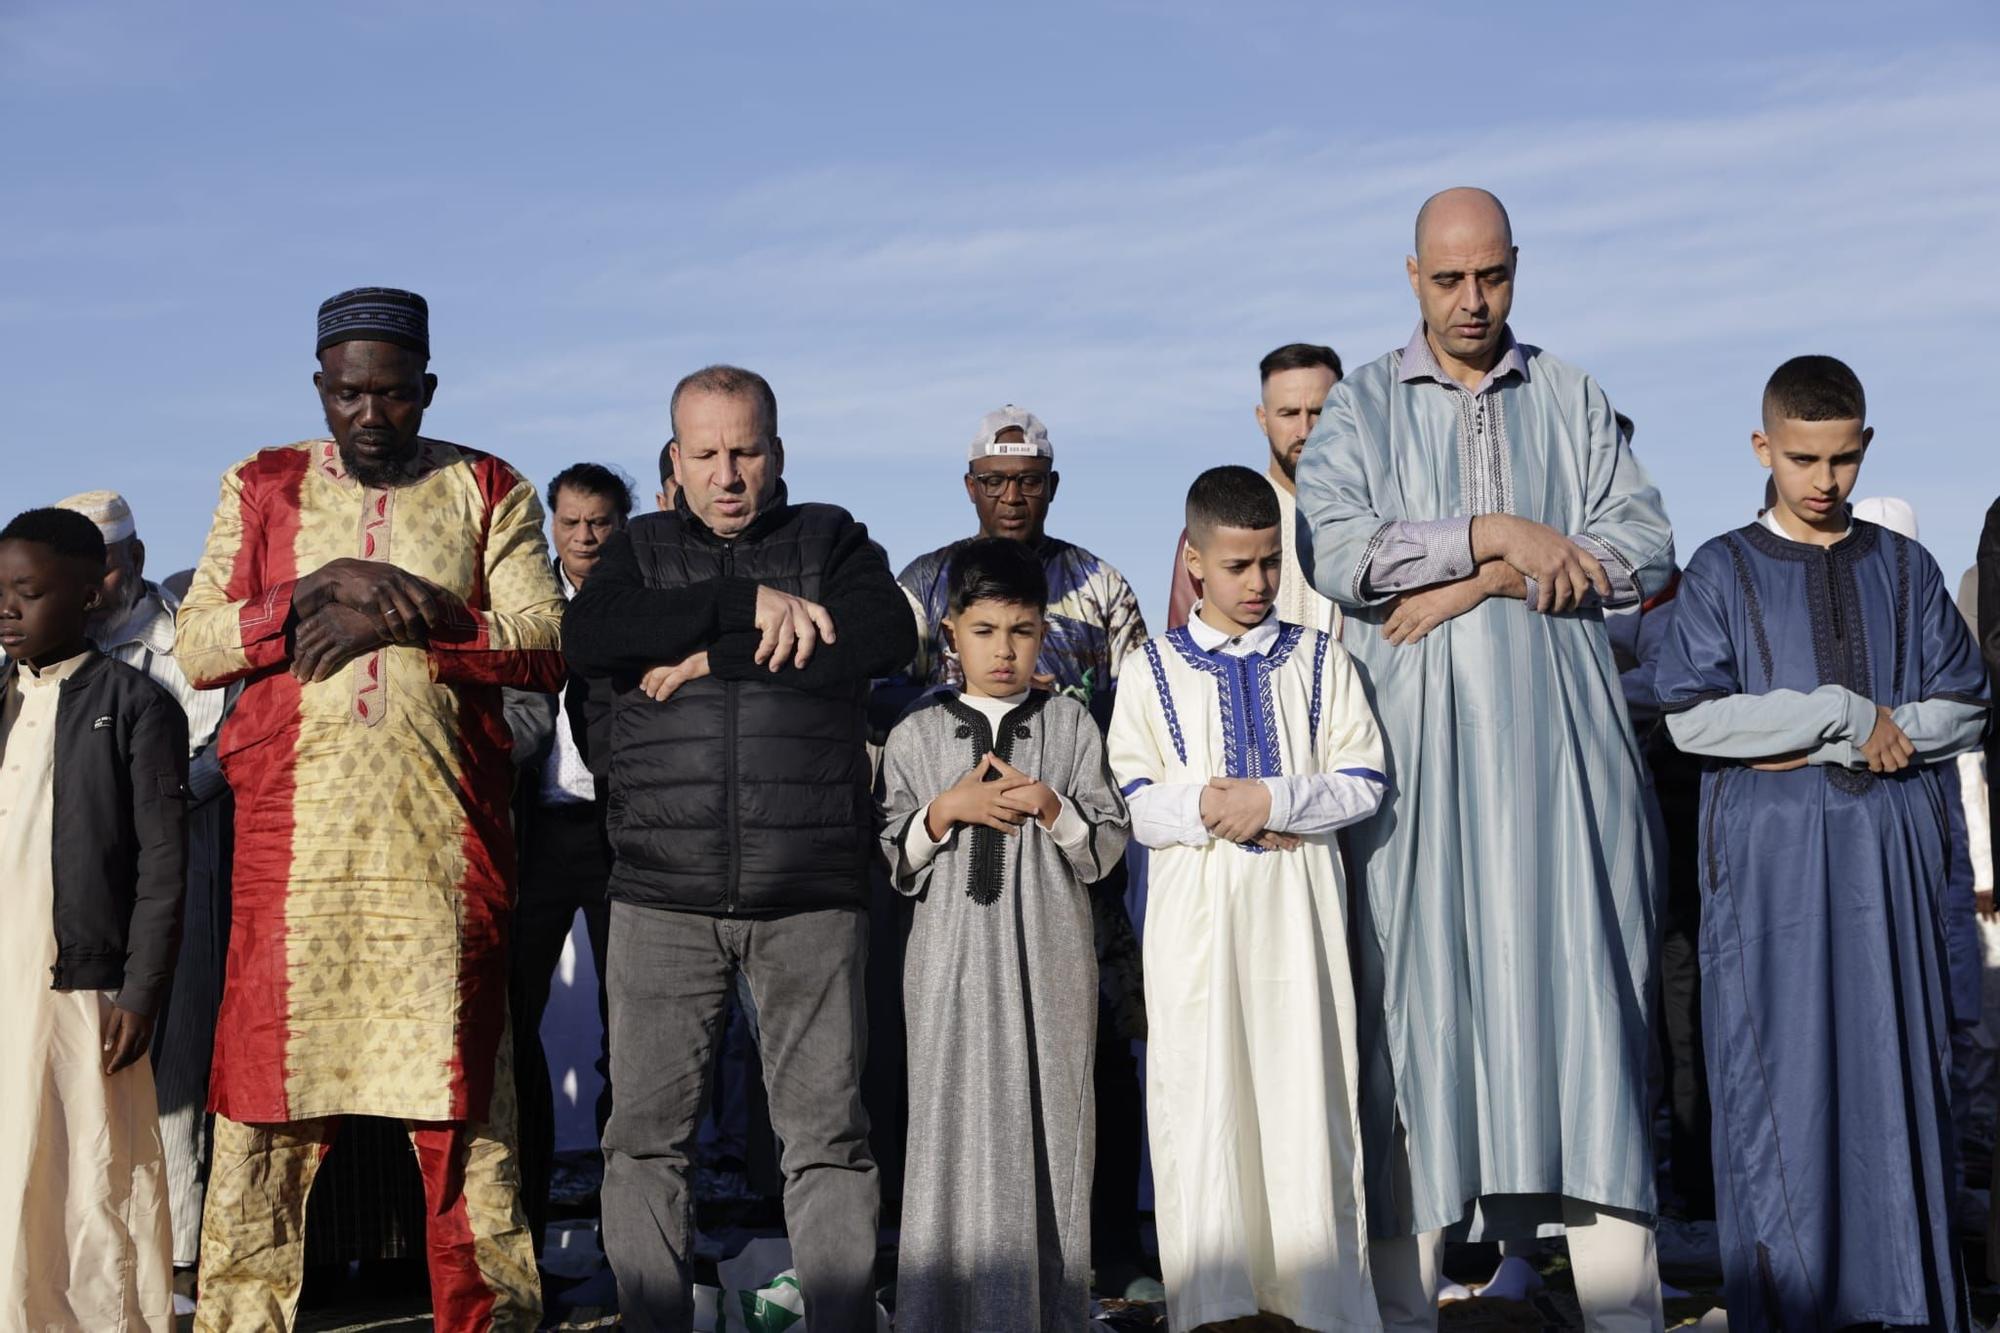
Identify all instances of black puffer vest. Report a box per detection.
[605,499,873,914]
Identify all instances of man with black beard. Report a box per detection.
[1166,344,1346,634]
[177,286,566,1332]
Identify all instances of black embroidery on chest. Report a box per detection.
[938,691,1051,907]
[1740,521,1882,795]
[1722,535,1774,686]
[1891,534,1911,693]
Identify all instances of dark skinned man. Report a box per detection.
[177,287,565,1333]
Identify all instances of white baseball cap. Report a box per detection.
[968,405,1054,462]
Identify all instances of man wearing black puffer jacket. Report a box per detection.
[565,364,916,1333]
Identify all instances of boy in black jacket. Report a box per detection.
[0,506,187,1330]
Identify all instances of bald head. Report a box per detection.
[1407,187,1519,382]
[1413,187,1513,258]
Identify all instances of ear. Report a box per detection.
[1405,253,1421,298]
[940,616,958,658]
[1044,471,1060,505]
[1751,430,1773,469]
[1255,402,1269,435]
[1182,535,1204,584]
[963,472,982,507]
[312,369,326,395]
[770,436,785,477]
[421,373,439,407]
[1859,426,1874,452]
[130,537,146,580]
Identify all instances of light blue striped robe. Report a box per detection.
[1295,333,1675,1239]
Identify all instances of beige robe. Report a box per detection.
[0,653,173,1332]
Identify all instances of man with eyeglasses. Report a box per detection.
[897,406,1147,723]
[893,404,1156,1297]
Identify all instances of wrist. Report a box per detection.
[1470,514,1509,562]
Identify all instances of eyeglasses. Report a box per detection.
[968,471,1051,498]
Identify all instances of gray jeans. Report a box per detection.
[602,902,879,1332]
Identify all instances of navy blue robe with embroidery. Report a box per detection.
[1656,518,1989,1332]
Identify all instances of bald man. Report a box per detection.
[1298,189,1675,1332]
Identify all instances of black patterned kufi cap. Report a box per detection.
[315,286,430,357]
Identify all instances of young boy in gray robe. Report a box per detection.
[880,537,1131,1332]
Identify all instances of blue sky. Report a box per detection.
[5,1,1998,623]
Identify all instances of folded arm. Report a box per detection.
[563,528,754,677]
[708,527,918,697]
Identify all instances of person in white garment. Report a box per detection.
[1166,343,1347,638]
[0,506,186,1332]
[1108,464,1388,1331]
[56,488,230,1304]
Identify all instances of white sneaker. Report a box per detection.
[1473,1255,1545,1302]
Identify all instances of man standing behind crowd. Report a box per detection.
[177,287,565,1332]
[892,404,1154,1293]
[1166,344,1346,637]
[565,365,915,1331]
[56,489,231,1295]
[1299,190,1675,1331]
[504,462,630,1270]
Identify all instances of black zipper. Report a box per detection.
[722,543,741,912]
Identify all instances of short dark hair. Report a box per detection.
[670,364,778,442]
[1186,465,1280,543]
[1763,355,1866,428]
[546,462,633,519]
[657,440,675,487]
[947,537,1048,614]
[1259,343,1342,384]
[0,507,107,570]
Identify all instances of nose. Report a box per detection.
[1459,278,1486,314]
[356,393,388,429]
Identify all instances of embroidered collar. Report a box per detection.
[314,437,455,488]
[1740,514,1879,563]
[1395,322,1528,395]
[1184,605,1282,657]
[1757,505,1853,545]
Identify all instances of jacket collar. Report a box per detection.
[1,644,106,691]
[672,480,794,545]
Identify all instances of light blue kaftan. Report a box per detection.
[1295,327,1675,1239]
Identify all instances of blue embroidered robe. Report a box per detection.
[1655,519,1990,1331]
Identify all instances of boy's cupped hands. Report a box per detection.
[1201,777,1300,852]
[926,753,1060,839]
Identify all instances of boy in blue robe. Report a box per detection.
[1656,356,1989,1331]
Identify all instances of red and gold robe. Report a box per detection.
[178,438,565,1124]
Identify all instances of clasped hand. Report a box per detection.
[1478,514,1610,614]
[1199,776,1298,851]
[925,753,1059,840]
[291,558,453,682]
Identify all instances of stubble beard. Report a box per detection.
[337,438,426,489]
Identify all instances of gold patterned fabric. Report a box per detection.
[195,1083,540,1332]
[177,438,565,1125]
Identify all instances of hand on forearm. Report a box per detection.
[1471,514,1609,612]
[291,605,388,683]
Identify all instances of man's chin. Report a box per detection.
[341,441,423,487]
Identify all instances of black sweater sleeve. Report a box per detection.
[708,521,918,698]
[563,528,760,676]
[118,690,189,1017]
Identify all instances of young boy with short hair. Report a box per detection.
[1107,464,1388,1332]
[1657,356,1989,1332]
[879,536,1131,1332]
[0,507,187,1331]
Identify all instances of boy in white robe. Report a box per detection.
[1108,465,1388,1332]
[0,508,183,1333]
